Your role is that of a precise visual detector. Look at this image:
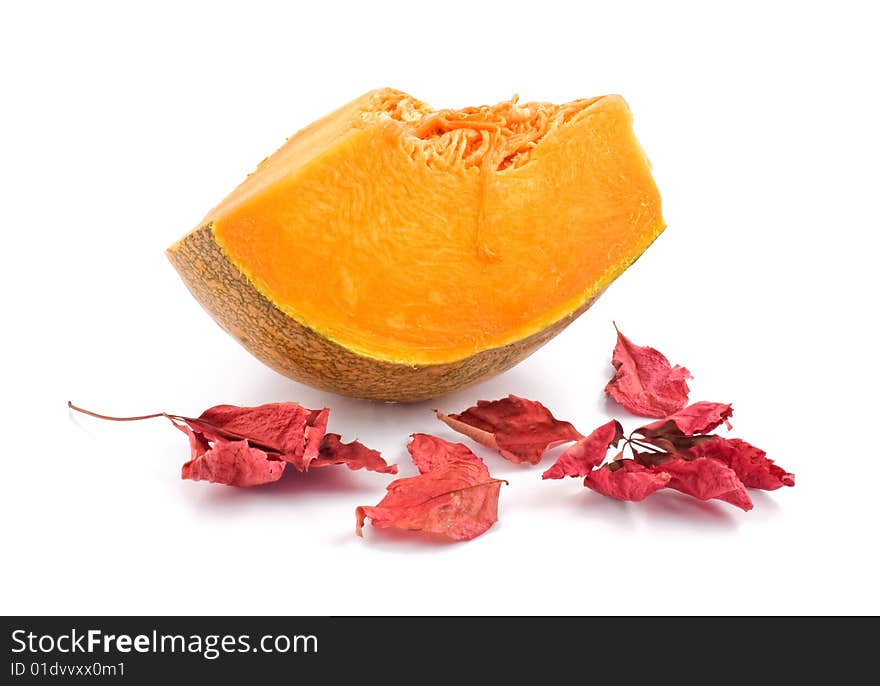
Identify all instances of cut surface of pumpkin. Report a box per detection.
[168,88,664,401]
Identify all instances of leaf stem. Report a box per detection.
[67,401,170,423]
[628,438,662,453]
[68,401,286,454]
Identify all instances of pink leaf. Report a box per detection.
[408,433,488,475]
[180,434,286,488]
[436,395,583,465]
[543,420,624,480]
[685,437,794,490]
[356,460,504,542]
[194,402,329,470]
[604,324,692,418]
[583,460,671,502]
[302,408,330,470]
[657,457,753,511]
[310,433,398,474]
[636,402,734,452]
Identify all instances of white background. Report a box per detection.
[2,1,878,615]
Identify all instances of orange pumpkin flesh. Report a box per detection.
[168,88,664,401]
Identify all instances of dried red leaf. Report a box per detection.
[356,460,504,541]
[584,459,671,502]
[636,401,734,452]
[685,437,794,490]
[542,420,624,480]
[435,395,583,465]
[407,433,488,474]
[656,457,753,511]
[605,324,692,418]
[180,429,285,487]
[195,402,329,470]
[310,433,398,474]
[303,408,330,467]
[180,421,211,460]
[68,401,397,488]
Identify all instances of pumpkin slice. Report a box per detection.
[168,88,664,401]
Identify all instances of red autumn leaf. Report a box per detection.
[407,433,488,474]
[304,408,330,467]
[195,402,329,470]
[310,433,398,474]
[542,420,624,480]
[583,459,671,502]
[636,401,734,453]
[180,421,211,460]
[180,428,286,487]
[604,324,692,418]
[435,395,583,465]
[685,437,794,490]
[68,400,397,488]
[356,460,505,542]
[656,457,753,511]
